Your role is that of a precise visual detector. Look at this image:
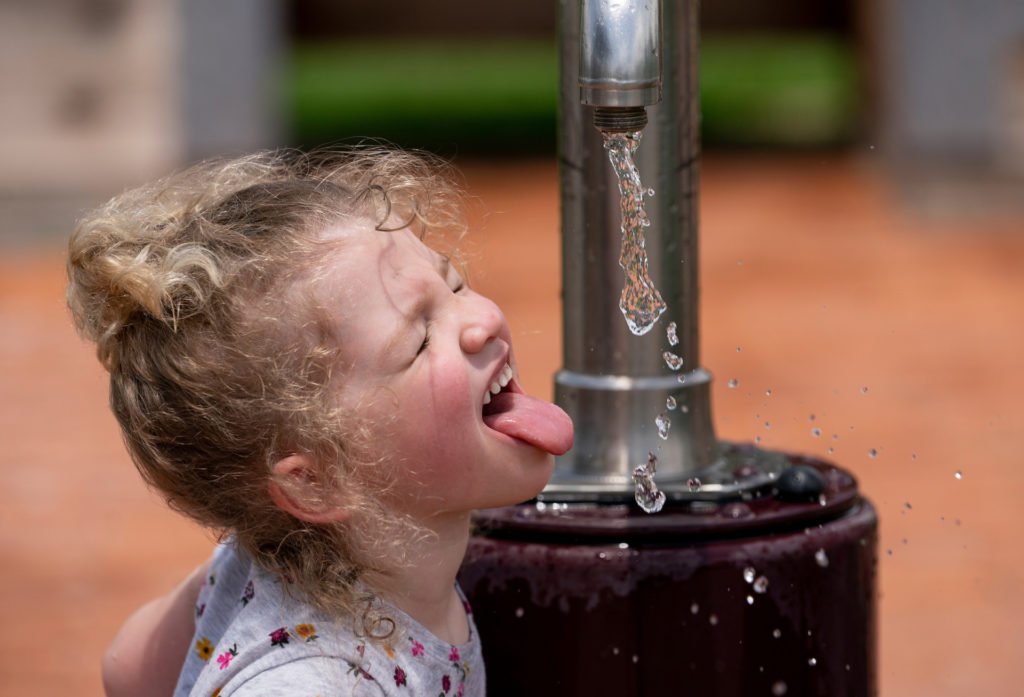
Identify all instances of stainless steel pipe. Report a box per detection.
[579,0,662,131]
[545,0,719,499]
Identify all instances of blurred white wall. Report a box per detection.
[0,0,182,193]
[0,0,282,198]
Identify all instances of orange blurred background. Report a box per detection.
[3,1,1024,695]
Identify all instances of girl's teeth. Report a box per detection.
[484,363,513,406]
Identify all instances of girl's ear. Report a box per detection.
[268,454,349,524]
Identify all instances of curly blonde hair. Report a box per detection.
[67,147,465,622]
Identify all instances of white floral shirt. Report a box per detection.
[172,543,485,697]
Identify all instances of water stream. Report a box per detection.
[604,130,671,513]
[603,132,666,336]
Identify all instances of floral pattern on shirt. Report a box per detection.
[216,644,238,670]
[240,580,254,607]
[180,544,483,696]
[195,637,214,662]
[269,627,290,648]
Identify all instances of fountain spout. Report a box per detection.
[579,0,662,133]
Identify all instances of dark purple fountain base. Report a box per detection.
[458,451,877,696]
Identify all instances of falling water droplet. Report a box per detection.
[764,421,772,430]
[904,501,913,510]
[886,548,893,556]
[515,607,524,618]
[868,448,878,458]
[690,603,699,614]
[746,595,754,605]
[632,453,665,514]
[815,549,830,567]
[772,681,788,696]
[666,321,678,346]
[954,470,963,480]
[811,427,822,437]
[765,388,773,397]
[663,351,684,371]
[709,614,719,626]
[666,395,677,410]
[827,447,834,454]
[743,567,756,583]
[753,576,769,593]
[772,628,782,639]
[728,378,739,388]
[808,657,817,667]
[736,346,742,352]
[818,494,828,507]
[861,386,869,394]
[809,413,816,422]
[655,413,671,440]
[646,187,655,197]
[687,477,702,492]
[680,404,689,413]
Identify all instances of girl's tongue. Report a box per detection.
[483,391,574,455]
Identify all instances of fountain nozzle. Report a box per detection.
[579,0,662,132]
[592,105,648,133]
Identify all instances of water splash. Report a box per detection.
[814,549,830,568]
[632,452,666,513]
[603,132,666,335]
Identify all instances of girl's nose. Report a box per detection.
[459,293,504,354]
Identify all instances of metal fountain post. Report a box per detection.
[459,3,878,695]
[547,0,715,498]
[548,0,784,501]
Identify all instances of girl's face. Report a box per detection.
[318,223,573,522]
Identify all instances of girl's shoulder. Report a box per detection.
[174,544,484,696]
[175,542,381,695]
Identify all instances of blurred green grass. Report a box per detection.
[287,34,859,154]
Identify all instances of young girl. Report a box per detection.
[67,148,574,696]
